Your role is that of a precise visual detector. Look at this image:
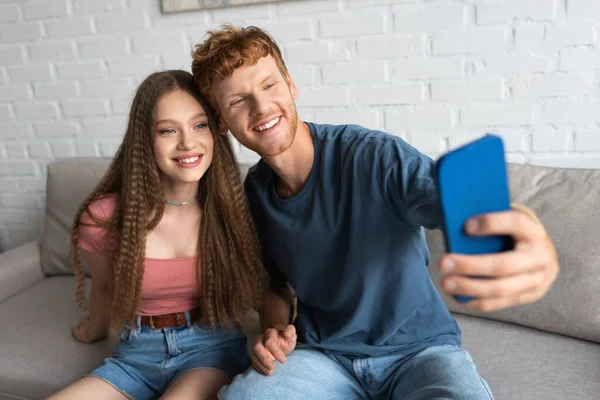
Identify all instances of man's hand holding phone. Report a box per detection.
[439,207,559,312]
[435,134,559,312]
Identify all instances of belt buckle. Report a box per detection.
[149,316,156,329]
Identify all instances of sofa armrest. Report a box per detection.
[0,241,45,303]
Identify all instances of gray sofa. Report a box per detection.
[1,157,599,400]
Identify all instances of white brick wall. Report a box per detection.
[8,64,53,83]
[56,61,104,79]
[1,0,599,251]
[0,4,20,23]
[430,80,503,102]
[22,0,70,20]
[386,108,454,131]
[0,46,25,66]
[34,82,78,100]
[79,36,129,58]
[0,22,43,43]
[14,102,59,120]
[45,17,93,38]
[322,61,387,84]
[319,12,387,38]
[29,41,76,63]
[394,4,466,31]
[476,1,555,25]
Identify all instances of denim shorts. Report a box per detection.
[87,312,250,400]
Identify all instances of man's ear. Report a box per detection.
[285,72,299,99]
[218,117,228,136]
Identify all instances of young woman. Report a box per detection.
[49,70,266,400]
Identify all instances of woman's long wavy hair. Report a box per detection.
[71,70,266,332]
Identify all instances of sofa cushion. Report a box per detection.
[0,241,44,304]
[455,313,600,400]
[0,277,115,399]
[41,158,111,276]
[427,163,600,344]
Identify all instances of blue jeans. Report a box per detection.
[88,312,250,400]
[219,344,493,400]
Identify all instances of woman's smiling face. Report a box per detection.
[153,89,214,185]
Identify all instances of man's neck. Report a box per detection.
[263,121,314,200]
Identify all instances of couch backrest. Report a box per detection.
[41,157,112,276]
[42,158,600,343]
[427,163,600,344]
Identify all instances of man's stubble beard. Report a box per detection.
[255,103,299,158]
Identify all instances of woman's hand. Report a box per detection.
[71,315,107,343]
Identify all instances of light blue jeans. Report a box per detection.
[219,343,494,400]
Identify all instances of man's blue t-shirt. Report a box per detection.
[244,122,461,357]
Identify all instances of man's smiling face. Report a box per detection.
[211,55,300,157]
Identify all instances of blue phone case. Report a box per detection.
[435,134,513,303]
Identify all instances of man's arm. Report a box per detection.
[243,174,298,375]
[260,284,294,332]
[252,283,297,376]
[369,134,442,229]
[368,133,559,312]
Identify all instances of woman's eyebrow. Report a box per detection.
[155,112,207,125]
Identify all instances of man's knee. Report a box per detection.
[218,368,269,400]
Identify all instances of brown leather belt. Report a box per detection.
[140,308,201,329]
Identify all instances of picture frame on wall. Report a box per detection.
[161,0,294,13]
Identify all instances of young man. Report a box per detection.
[191,25,559,399]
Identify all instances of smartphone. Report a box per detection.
[435,134,514,303]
